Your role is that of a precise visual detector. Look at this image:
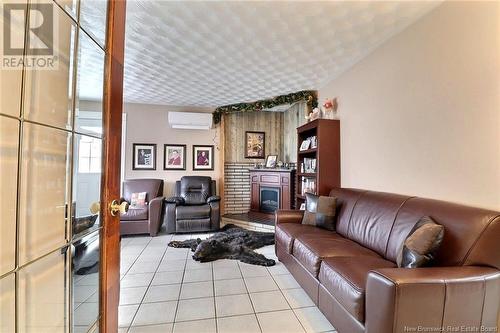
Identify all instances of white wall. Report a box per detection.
[319,1,500,210]
[123,103,222,197]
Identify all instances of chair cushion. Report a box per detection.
[275,223,337,254]
[292,235,380,277]
[319,256,396,322]
[176,205,211,220]
[121,207,148,221]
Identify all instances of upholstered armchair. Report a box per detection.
[164,176,220,233]
[120,179,165,236]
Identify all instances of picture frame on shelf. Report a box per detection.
[133,143,156,170]
[193,145,214,170]
[164,144,186,170]
[245,131,265,159]
[265,155,278,168]
[299,139,311,151]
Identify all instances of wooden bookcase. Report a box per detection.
[295,119,340,208]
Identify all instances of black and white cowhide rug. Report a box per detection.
[168,224,276,266]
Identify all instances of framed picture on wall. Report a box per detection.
[164,144,186,170]
[193,145,214,170]
[133,143,156,170]
[245,131,265,159]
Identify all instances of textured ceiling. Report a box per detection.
[119,1,441,107]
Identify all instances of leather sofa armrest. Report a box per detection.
[148,197,164,236]
[275,210,304,225]
[207,195,221,204]
[365,266,500,333]
[165,196,185,205]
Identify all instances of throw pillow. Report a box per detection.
[397,216,444,268]
[301,193,337,231]
[130,192,147,208]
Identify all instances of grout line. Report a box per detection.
[238,261,264,333]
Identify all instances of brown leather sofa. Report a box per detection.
[164,176,220,233]
[120,179,164,236]
[276,188,500,333]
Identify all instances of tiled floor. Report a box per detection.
[119,231,336,333]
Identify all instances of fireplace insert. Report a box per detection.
[260,187,280,213]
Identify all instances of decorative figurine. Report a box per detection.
[322,98,338,119]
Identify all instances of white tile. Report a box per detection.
[267,262,290,276]
[129,323,173,333]
[132,301,177,326]
[121,273,154,288]
[118,304,139,327]
[240,264,270,278]
[215,294,254,317]
[257,310,305,333]
[173,318,216,333]
[120,286,148,305]
[214,278,247,296]
[281,288,315,309]
[212,259,239,269]
[217,314,261,333]
[214,267,241,280]
[185,259,212,270]
[163,248,189,260]
[244,276,279,293]
[180,281,214,299]
[294,307,335,333]
[273,274,301,289]
[74,285,98,303]
[182,268,212,283]
[143,284,181,303]
[157,259,186,272]
[128,261,160,274]
[175,297,215,322]
[151,271,184,285]
[250,291,290,313]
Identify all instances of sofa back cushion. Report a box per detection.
[346,191,412,257]
[179,176,212,205]
[386,197,500,268]
[329,188,367,237]
[123,179,163,203]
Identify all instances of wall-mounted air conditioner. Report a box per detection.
[167,111,213,130]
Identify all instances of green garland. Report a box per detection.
[213,90,317,124]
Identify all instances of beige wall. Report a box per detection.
[319,1,500,210]
[124,103,222,197]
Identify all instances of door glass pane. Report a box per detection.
[80,0,107,47]
[74,32,104,137]
[0,274,15,333]
[54,0,78,19]
[72,231,100,332]
[0,1,24,117]
[19,123,71,265]
[18,250,69,333]
[0,116,19,275]
[73,134,102,238]
[23,0,76,130]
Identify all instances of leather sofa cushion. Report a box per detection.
[121,207,148,221]
[319,256,396,322]
[176,218,211,233]
[276,223,337,254]
[292,235,379,277]
[176,205,211,220]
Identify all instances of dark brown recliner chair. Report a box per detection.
[164,176,220,233]
[120,179,164,236]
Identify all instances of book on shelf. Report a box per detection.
[301,177,316,196]
[302,157,317,173]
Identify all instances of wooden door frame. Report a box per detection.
[100,0,127,332]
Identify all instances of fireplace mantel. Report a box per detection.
[249,169,296,213]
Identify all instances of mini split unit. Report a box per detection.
[167,111,213,130]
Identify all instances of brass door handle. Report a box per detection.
[89,202,101,215]
[110,200,129,216]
